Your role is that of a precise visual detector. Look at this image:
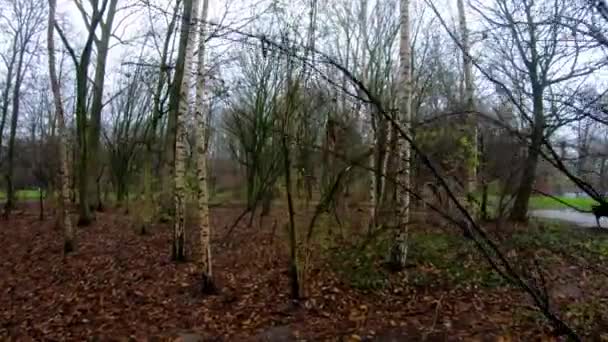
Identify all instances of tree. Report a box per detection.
[389,0,412,269]
[0,33,19,179]
[161,0,185,219]
[55,0,112,226]
[224,49,284,227]
[471,0,600,221]
[141,0,180,231]
[75,0,120,211]
[4,0,45,215]
[104,64,150,209]
[47,0,74,253]
[195,0,215,292]
[457,0,478,216]
[170,0,197,261]
[281,44,301,299]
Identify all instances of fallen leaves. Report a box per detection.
[0,205,606,340]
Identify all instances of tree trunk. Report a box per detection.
[378,118,392,224]
[481,182,489,220]
[116,178,127,206]
[39,188,44,221]
[171,0,197,262]
[283,130,300,300]
[88,0,119,211]
[510,87,544,221]
[0,36,18,172]
[479,130,489,220]
[389,0,412,270]
[368,126,378,231]
[57,1,109,227]
[144,1,179,227]
[457,0,478,216]
[4,50,26,215]
[195,0,214,293]
[75,60,92,226]
[48,0,75,253]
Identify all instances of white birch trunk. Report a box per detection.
[195,0,214,291]
[174,0,200,261]
[390,0,412,269]
[47,0,74,253]
[379,120,392,209]
[369,127,377,229]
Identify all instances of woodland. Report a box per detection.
[2,0,608,340]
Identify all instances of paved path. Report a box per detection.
[531,209,607,228]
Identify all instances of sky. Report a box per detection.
[14,0,608,126]
[54,0,272,89]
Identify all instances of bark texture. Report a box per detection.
[457,0,478,216]
[390,0,412,270]
[171,0,197,261]
[195,0,214,292]
[48,0,74,253]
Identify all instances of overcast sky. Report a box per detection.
[20,0,608,119]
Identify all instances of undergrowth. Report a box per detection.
[328,229,506,292]
[327,220,608,293]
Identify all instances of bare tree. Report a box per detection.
[47,0,74,253]
[470,0,601,221]
[141,0,180,229]
[55,0,112,226]
[0,32,19,176]
[3,0,45,215]
[103,64,150,209]
[73,0,120,211]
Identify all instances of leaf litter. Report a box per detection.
[1,205,607,340]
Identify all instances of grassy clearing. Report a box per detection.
[481,194,597,213]
[0,189,42,201]
[528,195,598,211]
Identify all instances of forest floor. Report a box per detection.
[1,203,608,341]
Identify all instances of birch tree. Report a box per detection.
[47,0,74,253]
[195,0,215,292]
[170,0,197,261]
[389,0,412,269]
[457,0,478,216]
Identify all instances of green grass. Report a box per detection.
[329,232,506,292]
[329,219,608,292]
[209,188,244,206]
[406,233,506,288]
[329,238,391,291]
[480,194,598,213]
[528,195,598,211]
[0,189,42,201]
